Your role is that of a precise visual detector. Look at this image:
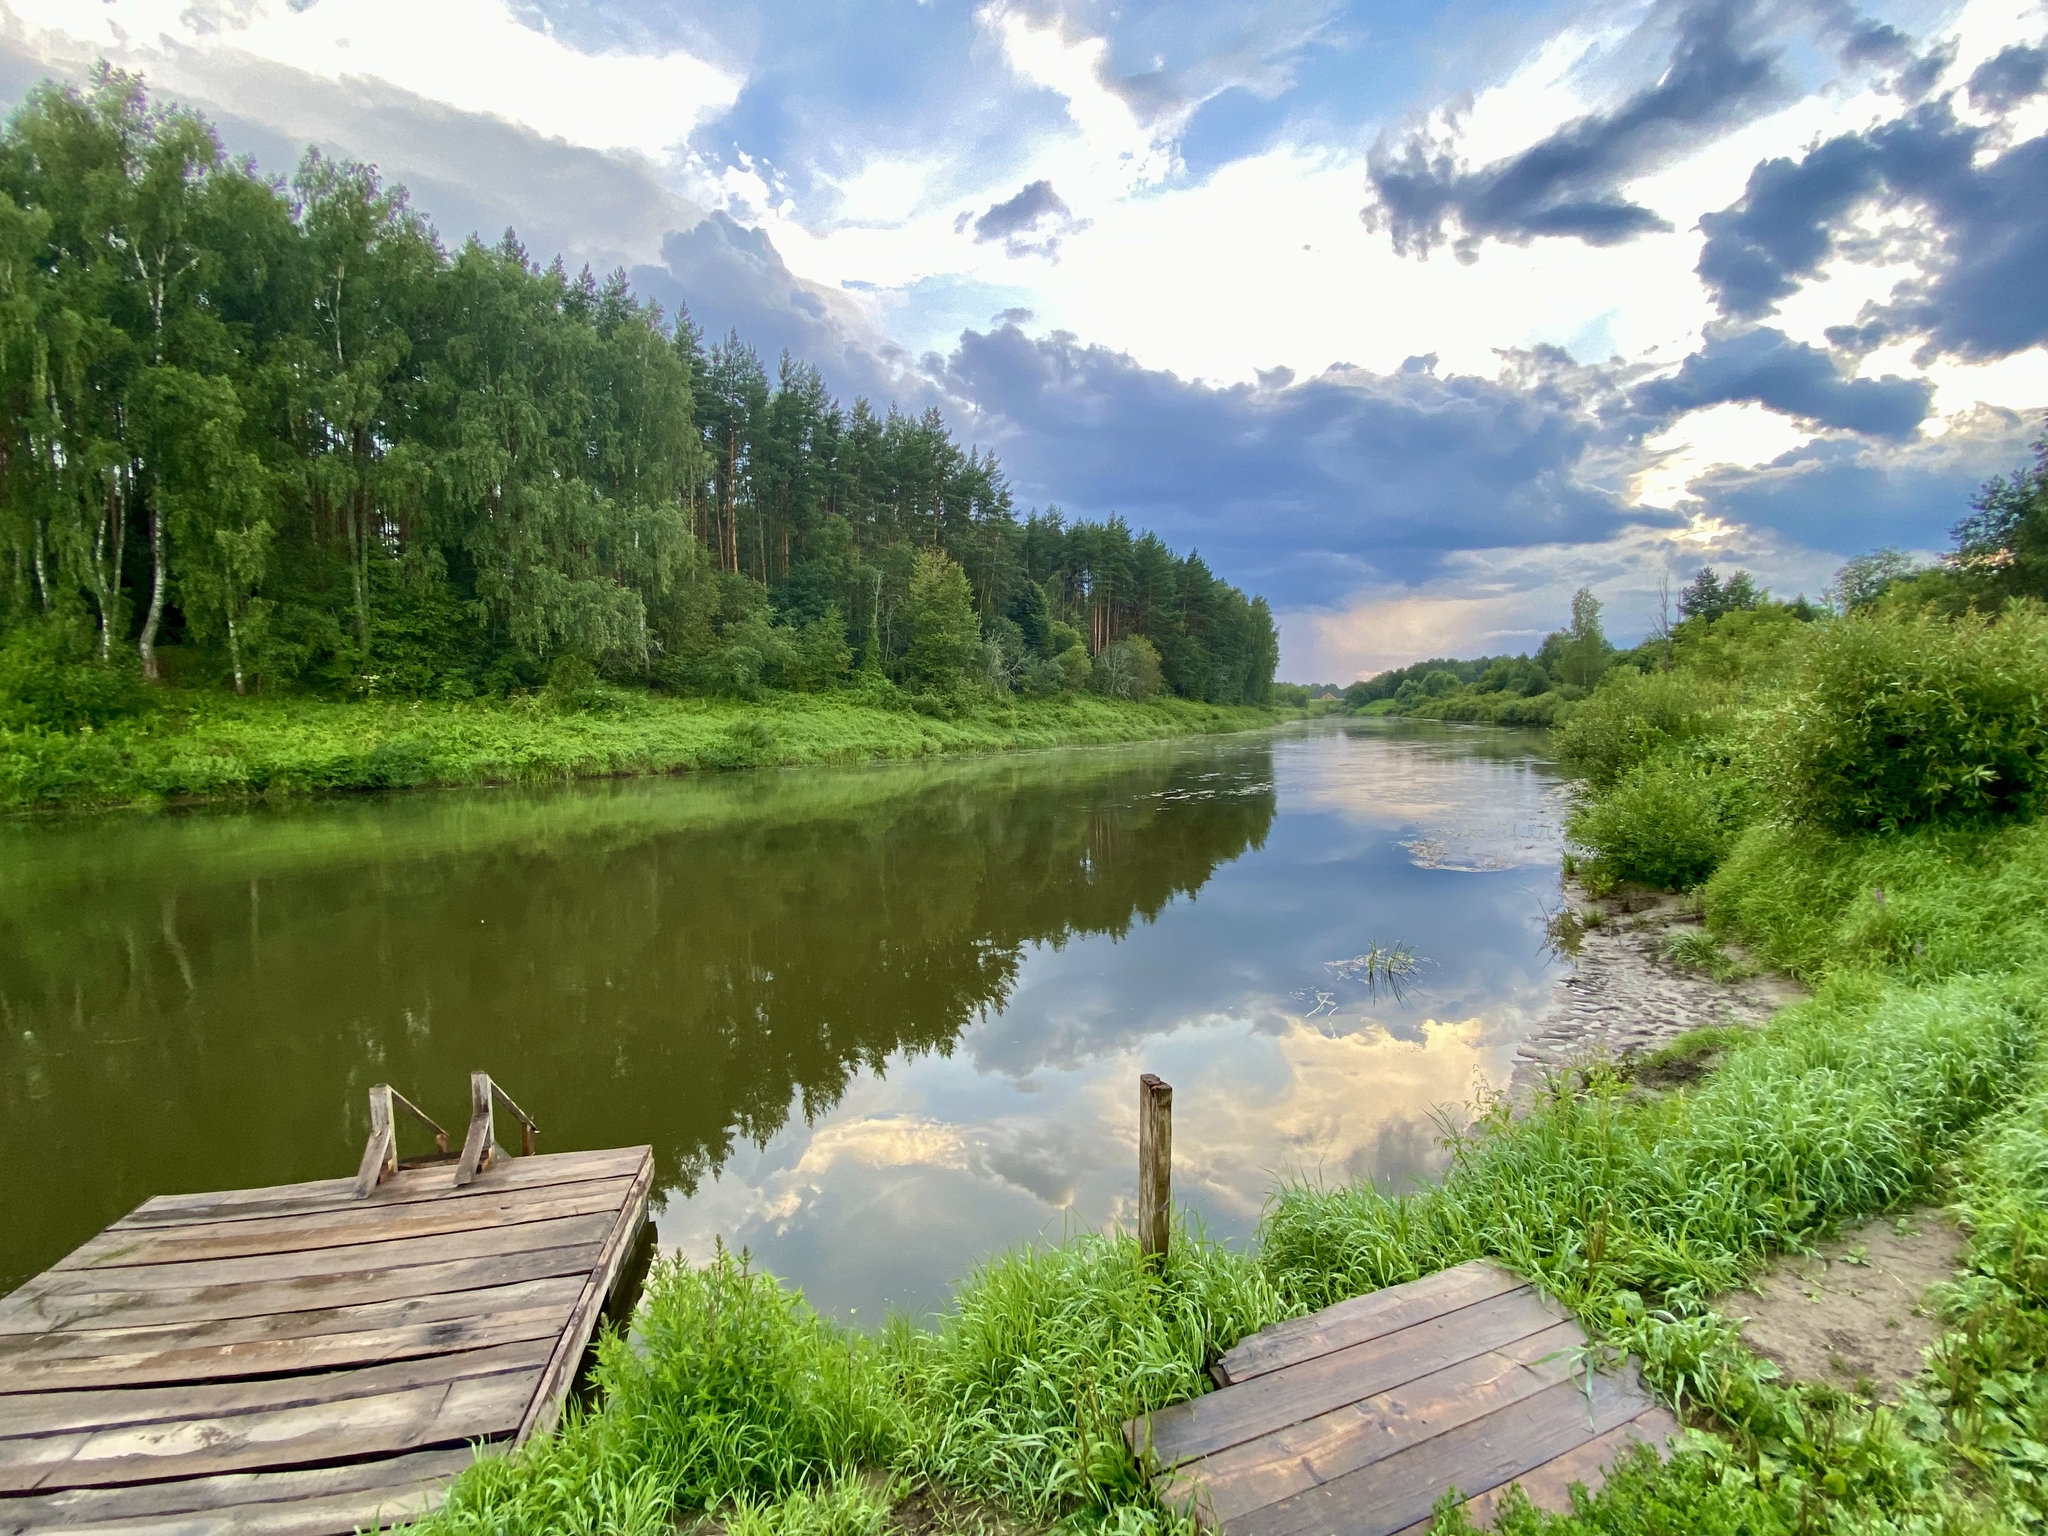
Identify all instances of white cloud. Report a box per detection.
[5,0,740,157]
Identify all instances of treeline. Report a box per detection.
[0,71,1277,715]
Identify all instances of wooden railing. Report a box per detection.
[353,1085,451,1197]
[457,1072,539,1186]
[352,1072,538,1196]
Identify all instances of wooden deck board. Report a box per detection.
[1127,1262,1676,1536]
[0,1147,651,1535]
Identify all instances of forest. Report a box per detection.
[0,70,1278,725]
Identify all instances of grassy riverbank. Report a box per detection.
[387,596,2048,1536]
[0,690,1285,813]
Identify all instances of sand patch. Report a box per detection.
[1721,1210,1967,1399]
[1511,884,1807,1100]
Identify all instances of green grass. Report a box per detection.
[0,689,1284,813]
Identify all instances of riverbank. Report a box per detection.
[0,690,1288,813]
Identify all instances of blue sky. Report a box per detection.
[5,0,2045,677]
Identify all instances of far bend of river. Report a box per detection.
[0,721,1570,1316]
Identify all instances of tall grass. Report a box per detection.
[1261,973,2040,1317]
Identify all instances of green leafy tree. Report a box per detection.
[903,548,980,691]
[1953,427,2047,601]
[1555,587,1612,690]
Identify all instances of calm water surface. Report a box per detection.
[0,721,1567,1315]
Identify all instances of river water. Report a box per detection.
[0,720,1569,1317]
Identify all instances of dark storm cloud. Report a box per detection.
[1696,99,2048,360]
[1630,328,1933,438]
[1968,44,2048,111]
[1362,0,1787,262]
[943,325,1632,602]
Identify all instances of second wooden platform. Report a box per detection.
[1125,1260,1677,1536]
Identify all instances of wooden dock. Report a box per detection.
[0,1077,653,1536]
[1125,1261,1678,1536]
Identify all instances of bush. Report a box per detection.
[1763,604,2048,831]
[1554,669,1724,789]
[0,621,150,730]
[1568,750,1753,890]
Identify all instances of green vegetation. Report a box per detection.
[0,687,1278,812]
[0,71,1278,807]
[382,433,2048,1534]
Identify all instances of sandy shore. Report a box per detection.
[1509,885,1809,1099]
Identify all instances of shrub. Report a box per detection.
[1763,604,2048,831]
[1568,750,1752,889]
[0,621,150,730]
[1554,668,1724,789]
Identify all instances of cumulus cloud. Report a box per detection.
[1967,43,2048,112]
[1678,404,2039,552]
[943,324,1634,603]
[1698,97,2048,361]
[1630,327,1933,439]
[1362,0,1788,262]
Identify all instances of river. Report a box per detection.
[0,720,1568,1317]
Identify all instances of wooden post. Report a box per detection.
[354,1085,397,1198]
[1139,1073,1172,1265]
[457,1071,496,1186]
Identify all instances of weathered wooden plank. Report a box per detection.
[1,1480,447,1536]
[18,1212,617,1302]
[1152,1320,1585,1524]
[515,1148,653,1442]
[0,1447,473,1534]
[1213,1262,1526,1387]
[113,1149,643,1230]
[0,1244,603,1336]
[58,1178,637,1272]
[0,1299,571,1399]
[1231,1370,1654,1536]
[0,1276,580,1368]
[0,1367,536,1492]
[1385,1405,1680,1536]
[0,1338,555,1438]
[1131,1285,1567,1467]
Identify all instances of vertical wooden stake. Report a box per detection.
[1139,1073,1173,1266]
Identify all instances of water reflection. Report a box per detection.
[0,721,1568,1318]
[0,743,1272,1292]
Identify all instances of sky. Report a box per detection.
[4,0,2045,679]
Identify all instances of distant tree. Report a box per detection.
[1556,587,1612,689]
[1094,635,1163,701]
[1830,548,1920,611]
[1953,426,2047,601]
[1678,567,1763,623]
